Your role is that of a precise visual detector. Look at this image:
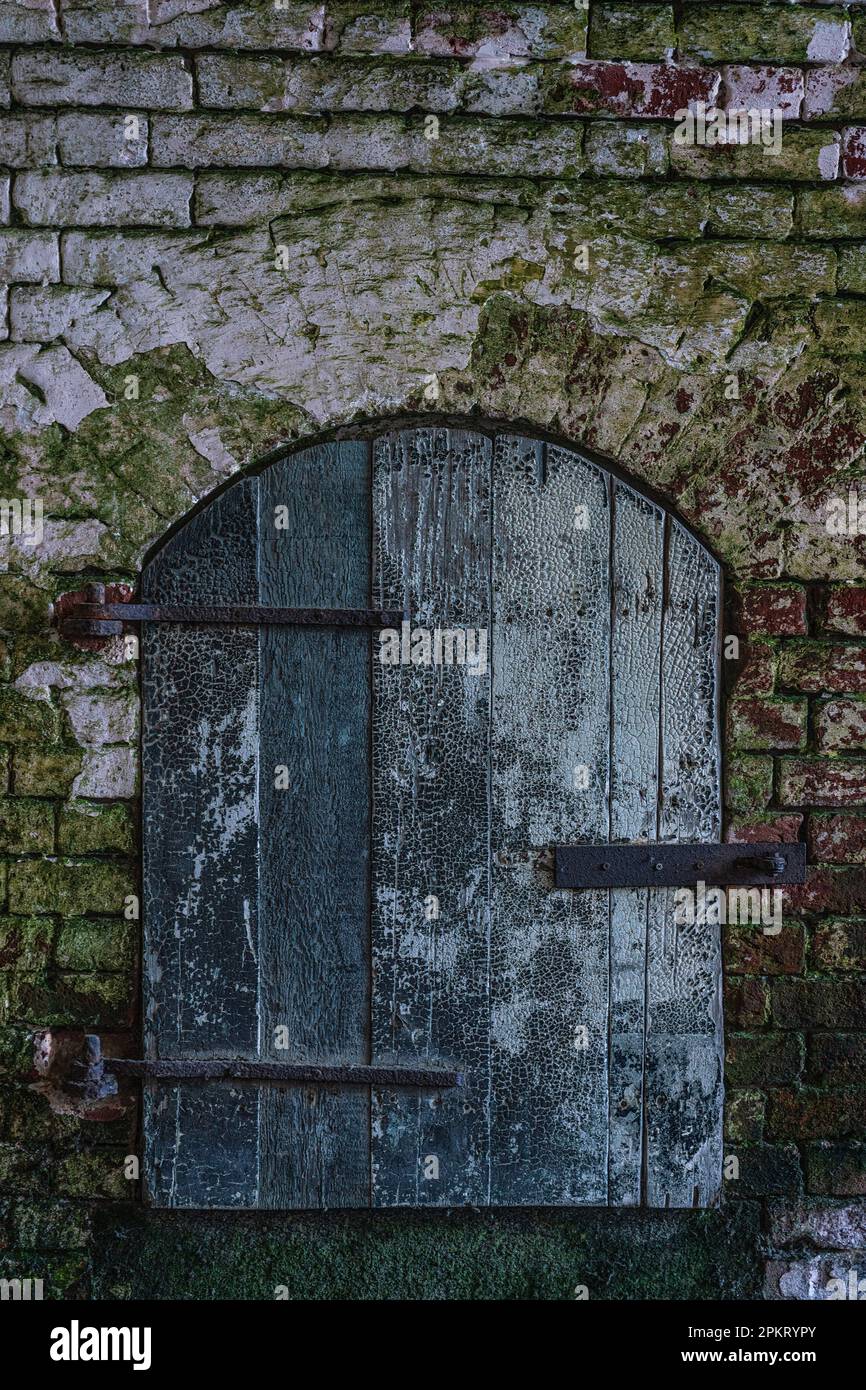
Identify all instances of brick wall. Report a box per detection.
[0,0,865,1300]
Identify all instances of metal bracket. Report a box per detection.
[56,584,405,643]
[103,1055,462,1089]
[554,842,806,889]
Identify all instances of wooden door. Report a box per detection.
[141,427,723,1209]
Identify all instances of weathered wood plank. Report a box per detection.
[371,428,492,1207]
[257,442,371,1209]
[608,483,665,1207]
[645,519,723,1208]
[142,479,260,1208]
[489,437,611,1205]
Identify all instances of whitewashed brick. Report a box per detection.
[12,50,192,110]
[10,286,111,342]
[0,0,59,43]
[0,115,58,167]
[57,113,149,168]
[14,172,193,228]
[722,66,804,121]
[0,230,60,283]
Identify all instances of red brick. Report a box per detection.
[726,1032,804,1087]
[806,1034,866,1086]
[732,640,776,697]
[768,1198,866,1249]
[724,976,769,1028]
[812,917,866,971]
[728,697,807,751]
[826,586,866,637]
[806,1142,866,1196]
[785,866,866,915]
[815,697,866,752]
[778,757,866,807]
[739,584,807,636]
[721,66,804,121]
[778,641,866,694]
[725,922,804,976]
[768,1088,866,1141]
[542,60,719,119]
[772,978,866,1029]
[727,814,803,844]
[842,127,866,180]
[809,812,866,864]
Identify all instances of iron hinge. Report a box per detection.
[554,842,806,889]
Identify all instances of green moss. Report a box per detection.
[90,1202,762,1301]
[0,691,60,746]
[58,804,134,856]
[13,748,83,798]
[7,860,134,916]
[55,919,132,972]
[0,916,54,970]
[726,754,774,814]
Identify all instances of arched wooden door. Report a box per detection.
[141,427,723,1209]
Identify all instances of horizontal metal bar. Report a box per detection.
[554,842,806,889]
[106,1059,463,1088]
[60,602,405,636]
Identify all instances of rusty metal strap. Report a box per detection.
[554,842,807,889]
[107,1059,463,1089]
[59,601,405,640]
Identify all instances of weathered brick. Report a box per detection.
[57,113,149,169]
[153,113,586,178]
[799,186,866,239]
[541,60,719,120]
[815,697,866,752]
[0,231,59,286]
[786,866,866,917]
[414,4,587,61]
[814,300,866,354]
[728,1143,802,1198]
[57,803,134,856]
[55,919,132,972]
[330,4,412,56]
[826,585,866,636]
[4,970,132,1029]
[680,4,850,64]
[584,122,667,177]
[728,696,807,752]
[60,0,150,44]
[773,978,866,1030]
[11,50,193,111]
[136,1,329,51]
[0,0,59,43]
[11,1198,90,1249]
[806,1142,866,1196]
[779,641,866,694]
[726,753,773,813]
[14,173,193,229]
[807,1033,866,1087]
[772,1195,866,1251]
[809,813,866,865]
[0,52,8,109]
[725,922,805,976]
[707,185,794,240]
[9,287,112,344]
[725,1089,765,1144]
[0,116,57,169]
[812,916,866,971]
[725,976,769,1029]
[721,65,804,121]
[72,747,137,800]
[739,585,807,637]
[0,691,59,745]
[779,757,866,809]
[0,916,53,970]
[13,748,82,798]
[805,65,866,120]
[54,1149,129,1200]
[726,1032,804,1088]
[589,4,674,61]
[7,860,134,917]
[0,176,10,227]
[768,1087,866,1141]
[765,1254,864,1301]
[671,130,839,184]
[0,799,54,854]
[732,639,776,697]
[727,814,803,844]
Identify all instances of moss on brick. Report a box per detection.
[589,4,674,60]
[0,915,54,970]
[0,690,60,745]
[7,860,133,916]
[58,803,134,855]
[726,754,774,814]
[55,918,132,972]
[0,797,55,853]
[13,747,83,798]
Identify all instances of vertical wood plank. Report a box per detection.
[257,441,371,1209]
[142,480,260,1208]
[645,519,723,1207]
[371,428,492,1207]
[608,483,665,1206]
[488,438,610,1204]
